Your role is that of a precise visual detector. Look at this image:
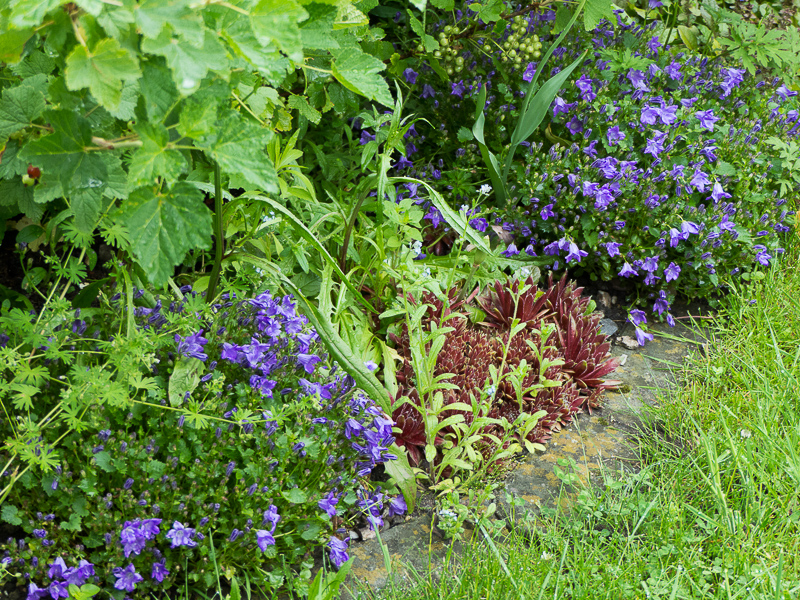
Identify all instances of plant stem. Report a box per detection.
[206,163,224,304]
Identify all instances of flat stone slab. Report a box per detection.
[339,319,708,599]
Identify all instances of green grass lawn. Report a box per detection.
[359,237,800,600]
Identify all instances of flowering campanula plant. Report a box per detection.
[492,12,798,324]
[0,285,404,597]
[375,4,797,330]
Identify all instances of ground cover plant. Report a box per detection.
[373,1,799,330]
[389,274,620,480]
[364,240,800,600]
[0,275,404,597]
[1,0,799,597]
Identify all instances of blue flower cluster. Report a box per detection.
[24,558,95,600]
[1,284,405,596]
[385,5,797,333]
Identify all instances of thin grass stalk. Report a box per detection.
[206,162,224,304]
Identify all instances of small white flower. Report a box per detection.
[486,385,496,396]
[520,266,532,278]
[478,184,492,195]
[540,552,553,560]
[740,428,752,439]
[460,204,469,213]
[411,240,423,254]
[422,267,431,278]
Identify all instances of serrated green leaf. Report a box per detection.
[65,38,141,112]
[69,175,106,232]
[96,0,135,37]
[430,0,454,8]
[1,504,22,526]
[100,152,129,200]
[178,97,219,139]
[288,94,322,125]
[457,126,473,142]
[19,111,109,199]
[0,18,34,64]
[195,110,278,193]
[331,47,392,107]
[141,28,228,94]
[0,75,48,141]
[139,62,180,122]
[335,2,368,28]
[584,0,614,32]
[134,0,204,40]
[9,0,62,27]
[74,0,105,16]
[94,451,115,473]
[128,122,187,187]
[468,0,503,22]
[169,357,204,407]
[72,496,89,517]
[10,50,55,78]
[250,0,308,62]
[0,140,28,179]
[120,183,212,286]
[60,512,82,532]
[299,3,339,49]
[106,80,140,121]
[282,487,308,504]
[220,19,291,85]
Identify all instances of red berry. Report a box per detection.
[27,164,41,179]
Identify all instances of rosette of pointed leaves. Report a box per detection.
[390,275,619,466]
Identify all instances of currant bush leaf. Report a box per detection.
[141,28,228,94]
[64,38,142,112]
[299,4,339,50]
[139,62,180,122]
[134,0,204,40]
[0,19,34,64]
[288,94,322,125]
[128,122,188,188]
[584,0,615,32]
[195,110,279,193]
[221,19,292,84]
[120,183,212,286]
[9,0,62,27]
[19,111,109,202]
[177,97,220,140]
[250,0,308,62]
[331,47,393,107]
[0,75,48,141]
[10,50,55,78]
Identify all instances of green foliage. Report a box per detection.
[0,0,394,289]
[635,0,800,82]
[0,276,402,596]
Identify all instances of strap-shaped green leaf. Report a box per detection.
[502,0,587,188]
[383,442,417,513]
[241,192,377,314]
[471,86,506,203]
[509,51,587,149]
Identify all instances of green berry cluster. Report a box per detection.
[490,15,542,65]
